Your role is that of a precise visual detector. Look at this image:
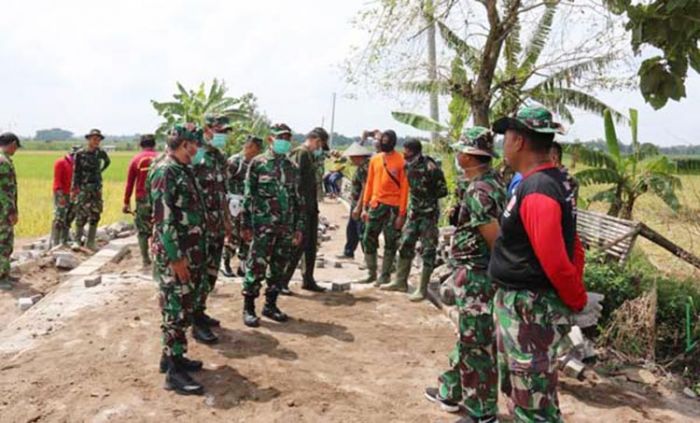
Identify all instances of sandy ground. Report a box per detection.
[1,199,699,422]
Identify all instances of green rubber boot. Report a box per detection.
[409,265,432,302]
[381,256,411,292]
[50,223,61,248]
[86,224,98,251]
[353,253,377,284]
[375,250,397,287]
[138,235,152,267]
[72,224,85,249]
[61,227,71,246]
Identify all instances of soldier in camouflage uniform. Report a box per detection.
[72,129,111,251]
[188,115,233,344]
[0,133,20,290]
[51,146,79,247]
[240,124,305,327]
[489,107,597,422]
[336,142,372,259]
[151,124,207,396]
[222,135,263,277]
[381,139,447,301]
[424,127,505,423]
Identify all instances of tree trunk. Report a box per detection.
[620,196,636,220]
[608,184,624,217]
[425,0,440,142]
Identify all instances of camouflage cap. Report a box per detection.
[451,126,498,158]
[0,132,21,148]
[204,114,232,131]
[492,106,565,136]
[170,123,203,143]
[271,123,292,137]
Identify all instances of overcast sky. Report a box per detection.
[1,0,698,146]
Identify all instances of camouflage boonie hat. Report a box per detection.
[170,123,203,143]
[271,123,292,137]
[84,129,105,140]
[451,126,498,158]
[492,106,565,135]
[204,114,232,131]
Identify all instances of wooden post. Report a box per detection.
[639,223,700,271]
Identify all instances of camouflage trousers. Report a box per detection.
[243,225,293,298]
[0,224,14,279]
[398,212,439,269]
[494,288,572,423]
[52,192,75,232]
[155,262,204,357]
[223,216,249,267]
[362,203,401,256]
[197,234,224,313]
[134,197,152,239]
[439,268,498,418]
[74,187,103,226]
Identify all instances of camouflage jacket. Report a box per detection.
[560,165,579,206]
[149,154,207,267]
[290,145,318,214]
[450,168,506,269]
[226,153,250,196]
[406,154,448,217]
[72,148,110,190]
[242,150,305,233]
[0,152,18,220]
[192,145,229,233]
[350,159,370,209]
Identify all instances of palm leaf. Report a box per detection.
[391,111,447,132]
[646,174,681,212]
[534,53,619,91]
[528,87,626,123]
[588,187,618,204]
[566,143,617,169]
[437,21,480,72]
[574,168,621,186]
[604,109,621,161]
[519,3,557,76]
[504,17,522,76]
[399,80,451,96]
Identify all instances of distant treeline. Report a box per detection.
[573,139,700,157]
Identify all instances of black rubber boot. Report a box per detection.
[159,353,203,374]
[164,356,204,396]
[192,314,218,344]
[86,223,98,251]
[222,258,234,277]
[199,312,220,327]
[243,295,260,327]
[302,278,326,293]
[262,289,288,322]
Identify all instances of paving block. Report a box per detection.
[563,358,586,380]
[333,261,343,269]
[316,258,326,269]
[55,253,80,270]
[331,282,351,292]
[17,297,35,311]
[84,275,102,288]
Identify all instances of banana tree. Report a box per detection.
[151,79,250,139]
[572,108,681,220]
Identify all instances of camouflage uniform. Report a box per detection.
[398,155,447,269]
[0,151,17,280]
[191,145,229,313]
[223,153,251,266]
[72,148,110,227]
[150,154,207,358]
[438,169,505,418]
[242,149,305,298]
[342,158,369,256]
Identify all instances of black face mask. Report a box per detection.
[380,143,393,153]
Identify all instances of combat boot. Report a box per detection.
[192,314,219,344]
[381,256,411,292]
[138,235,151,267]
[159,353,203,373]
[164,356,204,396]
[86,223,98,251]
[262,289,288,322]
[409,265,432,302]
[72,225,85,249]
[375,250,397,287]
[60,227,71,246]
[352,253,377,284]
[50,223,61,248]
[243,295,260,327]
[198,312,220,327]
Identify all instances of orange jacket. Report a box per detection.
[362,151,409,216]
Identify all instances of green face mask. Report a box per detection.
[211,133,227,149]
[313,149,323,158]
[272,139,292,155]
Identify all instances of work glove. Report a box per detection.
[572,292,605,328]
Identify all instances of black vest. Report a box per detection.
[488,166,576,290]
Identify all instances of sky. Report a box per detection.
[0,0,698,146]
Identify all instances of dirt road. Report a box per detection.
[1,200,698,422]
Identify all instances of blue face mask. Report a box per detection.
[272,139,292,155]
[211,133,227,149]
[193,147,206,163]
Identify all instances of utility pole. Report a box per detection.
[329,92,337,149]
[425,0,439,142]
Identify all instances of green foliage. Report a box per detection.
[572,108,682,219]
[390,112,447,133]
[605,0,700,109]
[150,79,252,139]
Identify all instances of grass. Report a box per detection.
[13,151,135,238]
